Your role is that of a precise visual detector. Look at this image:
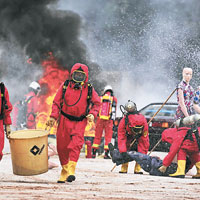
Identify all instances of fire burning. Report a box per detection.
[36,53,69,134]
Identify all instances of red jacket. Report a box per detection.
[0,84,12,125]
[162,127,200,167]
[0,84,12,160]
[50,64,100,120]
[50,63,101,164]
[12,91,38,129]
[118,113,149,154]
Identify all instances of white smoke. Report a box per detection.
[57,0,186,114]
[0,40,42,103]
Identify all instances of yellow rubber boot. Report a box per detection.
[134,162,143,174]
[169,160,186,178]
[57,164,68,183]
[67,161,77,182]
[192,161,200,179]
[119,163,129,173]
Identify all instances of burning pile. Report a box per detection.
[36,53,69,134]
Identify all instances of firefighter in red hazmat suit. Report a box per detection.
[46,63,101,183]
[158,115,200,178]
[12,81,41,129]
[26,82,41,129]
[118,101,149,174]
[0,82,12,161]
[92,85,117,159]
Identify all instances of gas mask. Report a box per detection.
[72,70,86,89]
[129,125,144,135]
[72,70,86,83]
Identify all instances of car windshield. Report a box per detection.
[140,104,177,118]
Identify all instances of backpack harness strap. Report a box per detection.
[60,110,86,121]
[60,80,93,121]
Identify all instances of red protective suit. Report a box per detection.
[162,127,200,168]
[118,114,149,154]
[12,91,38,129]
[26,91,38,129]
[50,63,101,165]
[0,84,12,161]
[92,91,117,151]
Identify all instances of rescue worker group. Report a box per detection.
[0,63,200,183]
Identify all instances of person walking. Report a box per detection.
[92,85,117,159]
[46,63,101,183]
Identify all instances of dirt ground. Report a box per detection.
[0,141,200,200]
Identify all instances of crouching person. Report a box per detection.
[158,121,200,179]
[46,63,100,183]
[118,101,149,174]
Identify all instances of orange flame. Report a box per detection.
[36,53,69,134]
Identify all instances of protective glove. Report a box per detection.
[121,152,130,161]
[5,125,11,138]
[158,165,167,173]
[46,117,56,128]
[86,114,94,122]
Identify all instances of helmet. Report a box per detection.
[29,81,41,92]
[104,85,113,93]
[124,100,137,113]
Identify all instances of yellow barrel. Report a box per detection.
[9,129,49,176]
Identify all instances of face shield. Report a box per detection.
[72,70,86,83]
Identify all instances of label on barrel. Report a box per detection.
[30,144,45,155]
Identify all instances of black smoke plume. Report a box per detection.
[0,0,103,100]
[0,0,87,67]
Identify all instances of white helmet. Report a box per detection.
[104,85,113,93]
[29,81,41,92]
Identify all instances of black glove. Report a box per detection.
[121,152,130,161]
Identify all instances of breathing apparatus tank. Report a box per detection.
[175,114,200,127]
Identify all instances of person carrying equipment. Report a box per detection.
[92,85,117,159]
[46,63,101,183]
[117,100,149,174]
